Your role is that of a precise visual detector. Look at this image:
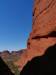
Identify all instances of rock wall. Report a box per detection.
[20,44,56,74]
[15,0,56,71]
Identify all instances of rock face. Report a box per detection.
[15,0,56,71]
[20,44,56,75]
[32,0,56,36]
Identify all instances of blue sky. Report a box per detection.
[0,0,32,51]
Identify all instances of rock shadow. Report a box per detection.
[0,57,14,75]
[20,44,56,75]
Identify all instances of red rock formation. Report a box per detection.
[15,0,56,71]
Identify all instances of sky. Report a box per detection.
[0,0,33,51]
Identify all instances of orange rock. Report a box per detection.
[15,0,56,71]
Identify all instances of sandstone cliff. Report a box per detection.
[15,0,56,71]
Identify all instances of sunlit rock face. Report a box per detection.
[32,0,56,36]
[15,0,56,71]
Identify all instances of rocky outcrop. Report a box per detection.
[15,0,56,71]
[20,44,56,75]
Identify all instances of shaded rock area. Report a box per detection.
[15,0,56,71]
[0,57,14,75]
[20,44,56,75]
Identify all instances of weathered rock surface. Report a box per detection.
[32,0,56,36]
[15,0,56,71]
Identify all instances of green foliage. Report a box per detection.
[6,60,20,75]
[14,66,20,75]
